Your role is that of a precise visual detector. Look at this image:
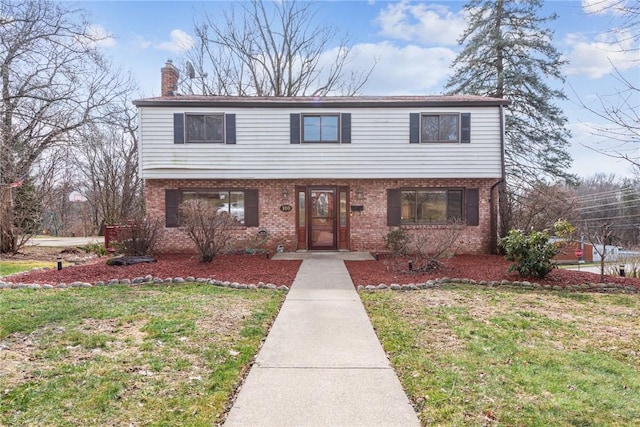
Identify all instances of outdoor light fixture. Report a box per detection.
[282,188,289,200]
[355,187,364,200]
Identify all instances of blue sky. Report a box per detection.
[73,0,640,179]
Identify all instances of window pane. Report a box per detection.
[205,115,224,142]
[421,116,439,141]
[340,191,347,227]
[439,115,459,141]
[186,114,223,142]
[321,116,339,141]
[303,115,339,142]
[417,191,447,223]
[229,191,245,223]
[401,191,416,223]
[298,191,305,227]
[186,115,205,141]
[447,190,463,221]
[303,116,321,141]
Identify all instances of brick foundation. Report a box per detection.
[145,178,500,255]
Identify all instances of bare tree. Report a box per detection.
[0,0,131,252]
[577,1,639,166]
[73,120,143,230]
[577,173,627,282]
[184,0,376,96]
[510,183,579,232]
[31,146,79,236]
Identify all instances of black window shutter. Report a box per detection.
[341,113,351,143]
[225,114,236,144]
[173,113,184,144]
[461,113,471,143]
[465,188,479,226]
[387,189,402,226]
[244,190,259,227]
[290,113,301,144]
[165,189,180,227]
[409,113,420,143]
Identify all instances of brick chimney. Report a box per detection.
[161,59,179,96]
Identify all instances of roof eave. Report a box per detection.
[133,98,511,108]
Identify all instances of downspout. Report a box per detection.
[489,104,507,253]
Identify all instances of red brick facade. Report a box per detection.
[145,178,500,255]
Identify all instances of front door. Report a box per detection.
[309,188,336,250]
[296,186,350,251]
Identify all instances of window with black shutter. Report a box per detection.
[165,189,258,227]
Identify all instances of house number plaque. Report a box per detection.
[279,204,293,212]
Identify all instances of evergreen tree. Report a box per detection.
[446,0,574,189]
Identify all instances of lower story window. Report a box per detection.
[401,189,463,224]
[182,190,246,224]
[166,188,258,228]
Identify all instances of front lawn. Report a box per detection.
[362,286,640,426]
[0,284,284,426]
[0,260,54,276]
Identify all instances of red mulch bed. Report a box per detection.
[345,254,640,289]
[6,253,640,291]
[6,254,302,287]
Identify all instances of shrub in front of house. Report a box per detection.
[500,229,558,278]
[113,218,161,256]
[179,199,237,262]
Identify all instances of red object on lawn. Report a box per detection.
[575,250,583,258]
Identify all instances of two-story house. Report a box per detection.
[133,61,508,254]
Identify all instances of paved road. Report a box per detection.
[26,236,102,247]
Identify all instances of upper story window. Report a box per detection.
[302,114,339,143]
[421,114,459,143]
[173,113,236,144]
[290,113,351,144]
[185,113,224,143]
[409,112,470,144]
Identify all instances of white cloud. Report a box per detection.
[376,1,466,46]
[155,29,194,53]
[322,41,456,95]
[564,31,640,78]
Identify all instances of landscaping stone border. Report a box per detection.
[356,277,640,294]
[2,269,638,295]
[0,270,289,292]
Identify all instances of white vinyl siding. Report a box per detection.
[138,106,502,180]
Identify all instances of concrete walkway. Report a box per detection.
[224,253,419,427]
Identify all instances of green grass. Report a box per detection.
[0,260,56,276]
[362,286,640,426]
[0,284,284,426]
